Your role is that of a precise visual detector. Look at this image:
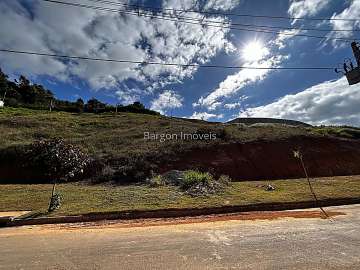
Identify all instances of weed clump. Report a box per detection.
[180,170,230,196]
[147,175,166,187]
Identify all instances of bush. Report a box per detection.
[180,170,230,196]
[116,155,158,183]
[27,138,91,182]
[89,164,116,184]
[147,175,165,187]
[182,170,214,189]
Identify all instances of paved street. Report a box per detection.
[0,205,359,270]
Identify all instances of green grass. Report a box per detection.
[1,175,359,217]
[0,107,316,160]
[311,126,360,139]
[182,170,214,188]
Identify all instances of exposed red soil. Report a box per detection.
[159,136,360,181]
[48,210,345,231]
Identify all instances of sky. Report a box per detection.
[1,0,360,125]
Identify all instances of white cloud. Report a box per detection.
[288,0,330,20]
[327,0,360,45]
[224,103,240,109]
[194,53,286,110]
[150,90,184,114]
[237,77,360,126]
[162,0,199,10]
[204,0,241,11]
[189,111,224,121]
[224,96,247,109]
[115,86,144,105]
[272,29,301,49]
[0,0,234,94]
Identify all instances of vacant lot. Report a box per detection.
[0,175,359,217]
[0,107,316,159]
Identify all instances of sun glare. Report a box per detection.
[241,41,268,62]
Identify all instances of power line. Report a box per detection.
[87,0,360,22]
[39,0,359,42]
[86,0,360,33]
[0,48,336,70]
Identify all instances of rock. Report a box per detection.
[265,184,276,191]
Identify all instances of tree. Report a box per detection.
[75,98,84,113]
[17,75,35,104]
[132,101,145,110]
[85,98,106,113]
[28,139,91,212]
[0,68,9,100]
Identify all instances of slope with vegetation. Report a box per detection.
[1,107,360,183]
[228,117,311,127]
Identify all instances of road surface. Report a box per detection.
[0,205,359,269]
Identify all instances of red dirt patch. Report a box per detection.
[159,136,360,180]
[52,210,345,230]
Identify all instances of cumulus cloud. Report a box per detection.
[189,111,224,121]
[237,77,360,126]
[204,0,241,11]
[327,0,360,45]
[0,0,234,95]
[272,29,301,49]
[224,96,248,109]
[194,53,286,110]
[116,86,144,105]
[150,90,184,114]
[288,0,330,20]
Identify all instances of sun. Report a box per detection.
[241,41,269,62]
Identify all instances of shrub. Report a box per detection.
[89,164,116,184]
[180,170,230,196]
[147,175,165,187]
[27,138,91,182]
[116,155,158,183]
[182,170,214,189]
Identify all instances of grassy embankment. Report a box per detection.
[0,107,318,160]
[1,176,359,217]
[1,108,360,217]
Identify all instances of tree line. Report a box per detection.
[0,68,159,115]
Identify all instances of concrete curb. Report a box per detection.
[3,197,360,228]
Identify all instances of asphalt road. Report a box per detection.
[0,205,359,270]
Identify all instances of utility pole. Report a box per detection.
[168,95,172,118]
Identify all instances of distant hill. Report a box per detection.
[227,117,312,127]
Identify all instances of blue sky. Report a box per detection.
[1,0,360,125]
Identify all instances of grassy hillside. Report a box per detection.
[0,107,314,158]
[228,117,311,127]
[1,107,360,183]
